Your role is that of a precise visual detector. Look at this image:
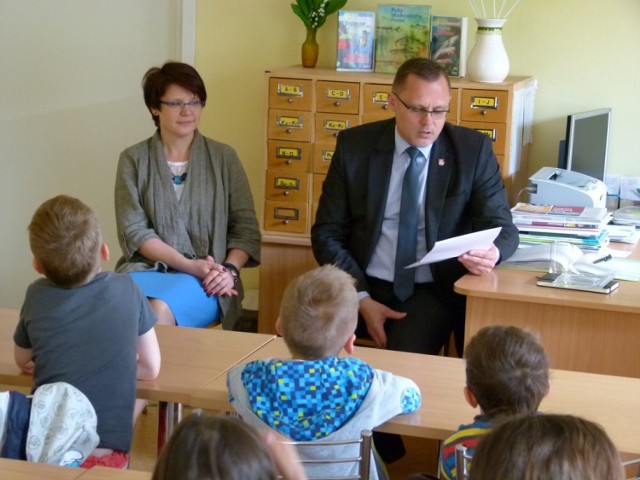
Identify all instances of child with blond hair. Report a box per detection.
[14,195,161,468]
[227,265,421,480]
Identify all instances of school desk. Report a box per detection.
[0,458,83,480]
[192,337,640,455]
[0,308,276,451]
[0,459,152,480]
[78,466,151,479]
[454,242,640,377]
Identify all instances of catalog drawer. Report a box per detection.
[315,112,360,144]
[460,121,507,156]
[312,173,327,205]
[267,140,312,173]
[265,170,310,203]
[316,81,360,115]
[264,200,308,234]
[267,109,312,142]
[268,78,313,111]
[460,89,508,123]
[312,143,335,174]
[362,84,393,123]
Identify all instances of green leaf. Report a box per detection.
[325,0,348,16]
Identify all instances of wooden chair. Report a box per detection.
[623,457,640,480]
[455,444,473,480]
[279,429,373,480]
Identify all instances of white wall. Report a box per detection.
[0,0,180,307]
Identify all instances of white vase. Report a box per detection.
[466,18,510,83]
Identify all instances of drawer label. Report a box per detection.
[274,176,301,190]
[476,128,497,141]
[276,146,302,160]
[470,96,499,109]
[277,83,304,97]
[274,206,300,221]
[371,91,389,104]
[325,88,351,100]
[324,119,348,131]
[277,115,303,129]
[322,149,334,162]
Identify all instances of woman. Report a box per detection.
[115,61,260,330]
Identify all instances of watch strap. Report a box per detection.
[222,262,240,286]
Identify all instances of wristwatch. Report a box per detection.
[222,262,240,286]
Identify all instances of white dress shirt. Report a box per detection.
[364,129,434,293]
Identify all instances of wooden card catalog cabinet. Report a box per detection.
[259,66,536,333]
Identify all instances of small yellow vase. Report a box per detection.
[301,27,319,68]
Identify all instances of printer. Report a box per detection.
[528,167,607,208]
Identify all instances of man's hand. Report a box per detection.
[359,297,406,349]
[458,243,500,275]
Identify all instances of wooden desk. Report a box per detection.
[454,265,640,377]
[0,458,83,480]
[0,307,276,450]
[0,459,151,480]
[193,338,640,455]
[191,338,475,440]
[78,466,151,479]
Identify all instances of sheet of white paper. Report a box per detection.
[406,227,502,268]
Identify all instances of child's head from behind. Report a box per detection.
[29,195,104,288]
[278,264,358,359]
[152,413,278,480]
[470,414,624,480]
[464,325,549,418]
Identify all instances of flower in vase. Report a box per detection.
[290,0,348,30]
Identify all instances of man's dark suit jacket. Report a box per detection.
[311,118,519,313]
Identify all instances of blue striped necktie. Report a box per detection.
[393,146,421,302]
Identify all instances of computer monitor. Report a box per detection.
[558,108,611,181]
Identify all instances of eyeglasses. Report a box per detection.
[392,92,449,120]
[159,99,205,110]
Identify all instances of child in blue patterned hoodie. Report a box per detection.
[227,264,421,480]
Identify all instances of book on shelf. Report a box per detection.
[336,10,376,72]
[430,15,467,77]
[374,4,431,74]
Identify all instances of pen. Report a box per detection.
[593,254,612,264]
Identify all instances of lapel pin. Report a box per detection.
[438,158,445,166]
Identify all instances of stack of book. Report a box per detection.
[511,203,612,252]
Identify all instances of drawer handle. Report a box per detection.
[286,128,292,134]
[283,220,290,225]
[283,191,290,196]
[333,132,339,137]
[383,105,388,110]
[334,101,341,107]
[481,110,488,116]
[286,159,293,165]
[287,98,293,103]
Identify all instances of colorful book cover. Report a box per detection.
[336,10,376,72]
[374,4,431,74]
[430,15,467,77]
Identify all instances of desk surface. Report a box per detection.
[193,337,640,455]
[191,338,476,440]
[0,308,276,404]
[454,244,640,377]
[455,267,640,314]
[456,241,640,313]
[0,459,151,480]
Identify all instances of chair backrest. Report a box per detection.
[623,457,640,480]
[455,444,473,480]
[279,429,373,480]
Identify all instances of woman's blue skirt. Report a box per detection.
[128,271,220,328]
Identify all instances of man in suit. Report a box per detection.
[311,57,519,358]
